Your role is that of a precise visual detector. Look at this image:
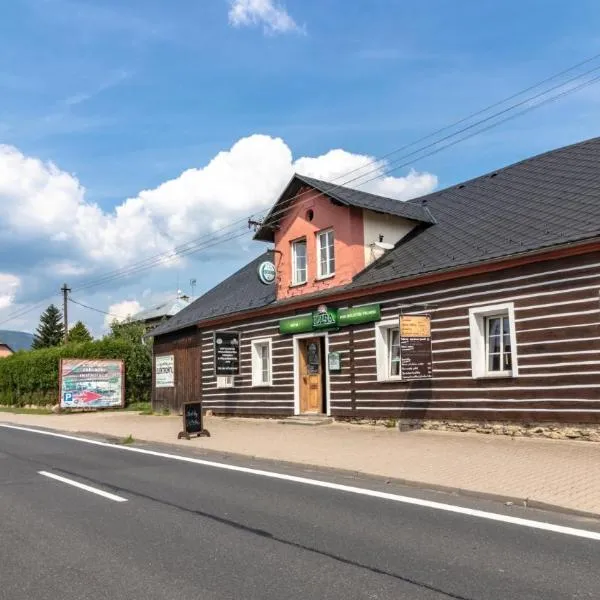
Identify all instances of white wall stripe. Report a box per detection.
[353,372,600,383]
[202,399,293,404]
[520,360,600,368]
[518,321,599,334]
[516,309,598,323]
[351,398,598,404]
[520,349,599,358]
[356,407,600,412]
[354,384,599,392]
[376,265,600,315]
[518,336,600,347]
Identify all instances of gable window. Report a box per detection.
[375,320,402,381]
[251,338,272,386]
[216,376,234,388]
[469,302,518,378]
[291,239,307,285]
[317,229,335,278]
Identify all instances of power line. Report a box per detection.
[2,52,600,327]
[57,58,600,291]
[68,297,122,318]
[54,52,600,298]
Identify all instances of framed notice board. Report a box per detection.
[399,315,433,380]
[214,331,240,376]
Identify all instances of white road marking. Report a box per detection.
[2,423,599,541]
[39,470,127,503]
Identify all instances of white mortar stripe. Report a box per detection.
[520,350,599,358]
[519,322,599,334]
[374,264,600,313]
[357,407,600,413]
[353,398,597,403]
[519,337,600,346]
[516,309,599,322]
[0,426,594,542]
[355,384,599,392]
[39,471,127,502]
[520,361,600,368]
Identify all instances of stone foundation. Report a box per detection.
[395,419,600,442]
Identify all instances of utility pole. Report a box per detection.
[61,283,71,342]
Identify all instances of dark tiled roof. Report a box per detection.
[154,137,600,336]
[350,136,600,288]
[254,173,435,242]
[149,252,276,337]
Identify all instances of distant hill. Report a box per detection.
[0,330,35,352]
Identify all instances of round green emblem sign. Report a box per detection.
[257,261,276,285]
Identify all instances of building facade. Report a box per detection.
[151,138,600,425]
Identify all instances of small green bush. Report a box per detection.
[0,339,151,407]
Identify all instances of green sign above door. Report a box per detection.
[338,304,381,326]
[278,303,380,335]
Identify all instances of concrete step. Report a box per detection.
[278,415,333,426]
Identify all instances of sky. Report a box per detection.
[1,0,600,336]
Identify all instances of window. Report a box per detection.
[291,239,307,285]
[216,376,234,388]
[251,339,272,386]
[317,229,335,278]
[375,320,402,381]
[486,315,512,373]
[469,303,518,378]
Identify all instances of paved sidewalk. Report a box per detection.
[2,411,600,518]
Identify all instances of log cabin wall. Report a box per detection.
[152,327,202,414]
[195,250,600,423]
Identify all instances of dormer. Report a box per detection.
[254,174,435,300]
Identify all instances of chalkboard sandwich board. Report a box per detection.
[178,401,210,439]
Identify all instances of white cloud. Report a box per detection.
[0,136,437,279]
[104,300,143,329]
[293,149,438,200]
[0,274,20,310]
[228,0,301,34]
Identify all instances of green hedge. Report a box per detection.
[0,339,151,407]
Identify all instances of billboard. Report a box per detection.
[60,359,125,409]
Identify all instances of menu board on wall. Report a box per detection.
[214,331,240,376]
[399,315,433,380]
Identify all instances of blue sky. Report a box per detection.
[1,0,600,335]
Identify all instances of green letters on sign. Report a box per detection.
[312,308,338,329]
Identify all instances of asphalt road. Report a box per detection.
[1,424,599,600]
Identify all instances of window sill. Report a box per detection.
[376,376,403,383]
[474,372,514,380]
[315,273,335,282]
[251,383,273,388]
[289,281,307,289]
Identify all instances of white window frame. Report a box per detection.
[469,302,518,379]
[216,375,234,388]
[375,320,403,382]
[291,238,307,285]
[316,229,335,279]
[251,338,273,387]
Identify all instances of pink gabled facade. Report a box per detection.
[274,186,365,300]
